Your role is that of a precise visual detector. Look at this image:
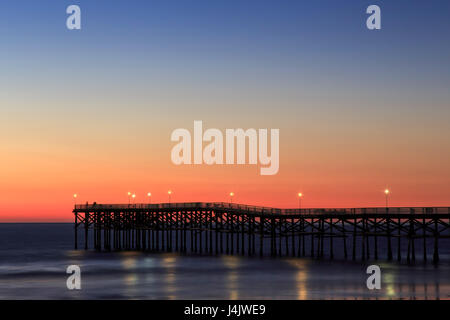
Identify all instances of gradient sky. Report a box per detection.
[1,0,449,221]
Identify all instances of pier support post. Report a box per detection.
[297,218,302,257]
[271,218,275,257]
[397,218,401,261]
[320,218,324,258]
[85,212,89,250]
[342,219,347,259]
[215,212,219,254]
[433,218,439,264]
[74,212,78,250]
[260,217,264,257]
[169,211,173,252]
[199,211,202,254]
[310,218,315,258]
[423,216,427,263]
[219,213,223,254]
[226,213,230,254]
[241,215,245,256]
[162,212,166,251]
[352,217,356,261]
[156,212,160,251]
[291,218,295,257]
[209,211,213,255]
[235,215,239,255]
[183,211,187,253]
[252,216,256,255]
[230,214,234,255]
[301,218,305,256]
[374,218,378,260]
[236,214,241,254]
[361,217,366,261]
[248,215,252,256]
[407,217,416,264]
[330,218,334,259]
[318,218,323,258]
[278,219,282,256]
[366,217,370,260]
[387,216,393,261]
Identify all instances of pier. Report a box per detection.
[74,203,450,264]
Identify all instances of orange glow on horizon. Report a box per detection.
[1,117,449,222]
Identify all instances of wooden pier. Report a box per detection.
[74,203,450,264]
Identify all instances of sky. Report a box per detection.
[0,0,449,221]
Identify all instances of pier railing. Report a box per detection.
[74,202,450,215]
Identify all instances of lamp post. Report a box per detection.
[229,192,234,204]
[132,193,136,205]
[73,194,77,206]
[168,190,172,203]
[127,191,132,204]
[384,189,390,208]
[147,192,152,204]
[297,192,303,210]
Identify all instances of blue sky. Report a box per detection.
[1,0,449,123]
[1,0,449,94]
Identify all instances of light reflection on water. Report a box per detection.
[106,253,448,300]
[120,252,139,299]
[285,259,309,299]
[161,255,177,300]
[222,256,240,300]
[1,224,449,300]
[2,250,450,299]
[55,254,449,299]
[384,272,396,297]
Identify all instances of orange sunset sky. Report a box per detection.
[0,1,449,222]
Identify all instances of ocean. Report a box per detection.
[0,223,449,300]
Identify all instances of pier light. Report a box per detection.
[73,194,77,205]
[147,192,152,204]
[168,190,172,203]
[127,191,132,204]
[229,192,234,204]
[384,189,390,208]
[132,193,136,204]
[297,192,303,210]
